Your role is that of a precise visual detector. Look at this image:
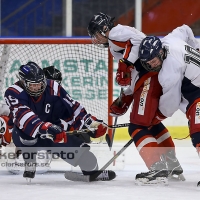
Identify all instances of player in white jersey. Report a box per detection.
[88,12,184,185]
[0,103,11,150]
[138,25,200,184]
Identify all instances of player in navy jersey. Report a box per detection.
[4,61,116,181]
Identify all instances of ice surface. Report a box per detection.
[0,139,200,200]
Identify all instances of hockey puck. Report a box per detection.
[197,181,200,187]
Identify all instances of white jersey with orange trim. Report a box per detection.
[108,24,146,63]
[157,25,200,117]
[108,24,146,94]
[0,115,12,146]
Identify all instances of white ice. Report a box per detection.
[0,139,200,200]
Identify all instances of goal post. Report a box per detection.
[0,38,113,130]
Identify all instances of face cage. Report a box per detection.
[140,60,162,72]
[91,33,109,48]
[140,49,165,72]
[24,80,47,97]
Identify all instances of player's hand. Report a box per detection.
[151,110,166,125]
[83,114,107,138]
[39,122,67,143]
[110,93,133,117]
[116,59,134,87]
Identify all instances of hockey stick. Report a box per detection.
[40,129,90,141]
[105,117,118,150]
[40,123,130,141]
[104,122,130,129]
[105,88,124,149]
[64,138,134,182]
[40,121,130,142]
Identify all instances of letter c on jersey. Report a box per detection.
[45,104,51,113]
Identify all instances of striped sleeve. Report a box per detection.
[59,86,88,130]
[5,85,43,138]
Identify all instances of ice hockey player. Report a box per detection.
[43,65,91,143]
[87,12,184,185]
[4,61,116,182]
[0,103,12,150]
[138,27,200,186]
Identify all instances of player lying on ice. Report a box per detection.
[4,61,116,182]
[87,13,193,185]
[138,31,200,186]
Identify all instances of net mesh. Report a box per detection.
[0,43,109,123]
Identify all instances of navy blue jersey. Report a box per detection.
[4,80,88,138]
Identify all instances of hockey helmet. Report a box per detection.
[138,36,165,72]
[87,12,115,47]
[18,62,47,97]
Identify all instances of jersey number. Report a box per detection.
[184,45,200,67]
[4,95,18,106]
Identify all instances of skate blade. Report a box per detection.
[135,177,168,186]
[168,173,185,181]
[26,178,32,183]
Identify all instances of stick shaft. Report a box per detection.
[90,138,134,181]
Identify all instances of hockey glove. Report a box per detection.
[110,93,133,117]
[151,109,166,125]
[116,59,134,87]
[39,122,67,143]
[83,114,107,138]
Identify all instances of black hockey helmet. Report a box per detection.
[87,12,115,47]
[138,36,166,72]
[18,62,47,97]
[43,66,62,84]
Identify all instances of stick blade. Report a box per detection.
[64,171,90,182]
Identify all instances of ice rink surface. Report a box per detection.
[0,139,200,200]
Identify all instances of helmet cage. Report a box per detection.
[23,79,47,97]
[91,32,109,48]
[140,51,164,72]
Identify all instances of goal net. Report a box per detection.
[0,38,125,174]
[0,38,113,125]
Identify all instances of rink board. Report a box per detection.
[114,126,189,141]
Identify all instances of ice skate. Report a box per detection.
[135,161,168,186]
[165,150,185,181]
[23,162,36,183]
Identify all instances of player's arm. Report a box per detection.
[4,85,65,143]
[110,92,133,117]
[116,59,134,87]
[169,24,200,50]
[59,86,107,138]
